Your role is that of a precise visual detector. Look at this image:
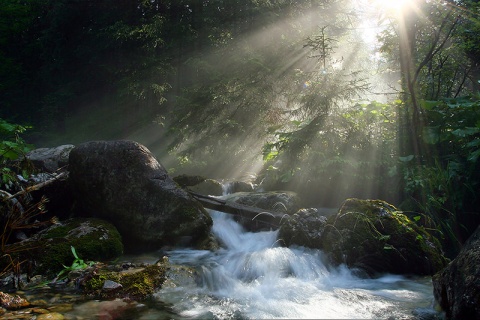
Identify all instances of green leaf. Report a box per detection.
[71,246,80,260]
[452,127,480,137]
[423,127,440,144]
[466,139,480,148]
[413,215,421,222]
[420,100,440,110]
[399,155,414,162]
[0,121,16,133]
[468,149,480,162]
[2,149,20,160]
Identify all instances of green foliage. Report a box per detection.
[0,119,33,185]
[56,246,94,281]
[260,98,399,205]
[399,96,480,254]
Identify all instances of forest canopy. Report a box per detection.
[1,0,480,254]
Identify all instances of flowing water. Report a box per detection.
[21,208,442,319]
[150,211,442,320]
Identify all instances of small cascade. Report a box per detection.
[159,210,440,319]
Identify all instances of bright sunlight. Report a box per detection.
[373,0,412,12]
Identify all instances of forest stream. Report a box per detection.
[34,209,441,320]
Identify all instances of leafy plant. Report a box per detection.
[0,118,34,186]
[399,96,480,255]
[55,246,94,281]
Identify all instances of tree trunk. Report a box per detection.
[188,191,288,230]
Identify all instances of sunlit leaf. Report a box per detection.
[420,100,439,110]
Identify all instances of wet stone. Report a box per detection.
[0,291,30,309]
[102,280,123,291]
[37,312,65,320]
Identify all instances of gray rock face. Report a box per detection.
[224,191,301,214]
[68,140,212,250]
[188,179,223,196]
[433,225,480,319]
[278,208,327,248]
[26,144,75,172]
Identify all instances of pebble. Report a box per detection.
[37,312,65,320]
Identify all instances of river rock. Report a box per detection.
[173,175,206,187]
[82,263,167,300]
[25,145,74,173]
[321,198,448,275]
[433,225,480,319]
[223,181,254,193]
[0,292,30,309]
[278,208,328,248]
[68,140,212,251]
[188,179,223,196]
[224,191,301,214]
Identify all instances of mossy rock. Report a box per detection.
[83,263,167,300]
[22,218,123,276]
[322,198,448,275]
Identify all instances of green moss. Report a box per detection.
[83,271,120,292]
[33,218,124,276]
[120,265,165,298]
[83,264,167,300]
[323,198,448,275]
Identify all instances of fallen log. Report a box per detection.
[188,191,289,229]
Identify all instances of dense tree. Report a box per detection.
[377,0,480,252]
[1,0,479,254]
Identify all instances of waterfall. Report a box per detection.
[158,210,440,319]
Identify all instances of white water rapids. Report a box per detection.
[155,210,441,319]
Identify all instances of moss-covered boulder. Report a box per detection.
[433,225,480,319]
[278,208,327,248]
[322,198,448,275]
[9,218,124,276]
[68,140,213,251]
[82,263,167,301]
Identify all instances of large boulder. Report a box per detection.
[321,198,448,275]
[68,140,212,251]
[433,225,480,319]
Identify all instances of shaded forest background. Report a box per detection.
[1,0,480,256]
